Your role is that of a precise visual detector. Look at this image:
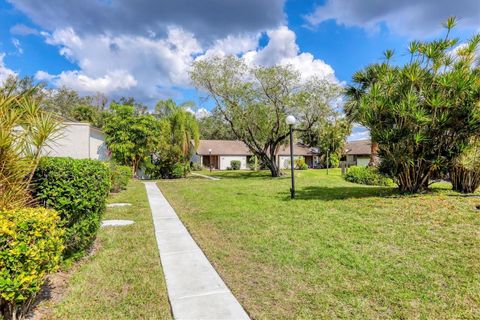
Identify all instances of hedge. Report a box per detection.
[32,157,111,260]
[0,207,64,320]
[110,163,131,193]
[230,160,241,170]
[344,166,394,186]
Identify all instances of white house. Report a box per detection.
[43,121,110,161]
[344,140,371,166]
[193,140,316,170]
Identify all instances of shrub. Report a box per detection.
[248,156,258,171]
[109,163,131,193]
[295,158,308,170]
[0,207,64,320]
[230,160,241,170]
[344,166,394,186]
[31,157,111,260]
[171,163,188,178]
[328,153,340,168]
[191,162,203,171]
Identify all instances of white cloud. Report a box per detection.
[186,107,211,119]
[0,53,16,84]
[348,124,370,141]
[38,25,338,103]
[242,26,337,82]
[11,38,23,54]
[305,0,480,38]
[10,23,40,36]
[37,70,137,94]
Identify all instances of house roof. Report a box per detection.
[196,140,315,156]
[196,140,252,156]
[345,140,371,155]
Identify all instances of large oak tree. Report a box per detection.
[191,55,341,177]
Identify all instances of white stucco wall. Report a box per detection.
[89,128,110,161]
[219,156,247,170]
[43,122,109,161]
[45,123,90,158]
[278,156,302,169]
[356,157,370,167]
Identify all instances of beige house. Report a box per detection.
[193,140,316,170]
[43,121,110,161]
[344,140,371,166]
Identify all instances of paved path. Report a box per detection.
[190,172,220,180]
[144,182,249,320]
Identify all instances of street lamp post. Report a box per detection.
[286,115,296,199]
[208,148,212,172]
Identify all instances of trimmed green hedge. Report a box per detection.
[344,166,394,186]
[32,157,111,260]
[230,160,241,170]
[0,207,64,320]
[110,163,131,193]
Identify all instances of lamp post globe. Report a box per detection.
[285,115,296,126]
[286,115,296,199]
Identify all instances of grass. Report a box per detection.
[158,169,480,319]
[47,180,171,320]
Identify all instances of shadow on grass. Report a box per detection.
[204,170,280,180]
[281,185,398,201]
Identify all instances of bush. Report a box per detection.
[328,153,340,168]
[344,166,394,186]
[230,160,241,170]
[295,158,308,170]
[191,162,203,171]
[248,156,258,171]
[110,163,131,193]
[0,207,64,320]
[32,157,111,260]
[171,163,188,178]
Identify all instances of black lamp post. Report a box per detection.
[286,115,296,199]
[208,148,212,172]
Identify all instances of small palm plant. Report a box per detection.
[0,87,62,208]
[451,138,480,193]
[346,17,480,193]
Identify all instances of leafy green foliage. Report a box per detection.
[344,166,394,186]
[295,157,308,170]
[109,163,131,193]
[190,162,203,171]
[198,109,236,140]
[248,155,259,171]
[0,207,63,320]
[450,139,480,193]
[346,18,480,193]
[0,85,62,209]
[103,104,161,176]
[148,101,200,179]
[32,157,111,260]
[191,55,341,177]
[230,160,241,170]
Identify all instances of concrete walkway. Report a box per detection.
[144,182,249,320]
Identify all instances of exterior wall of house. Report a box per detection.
[356,156,370,167]
[89,128,110,161]
[46,123,90,158]
[44,122,109,161]
[278,155,303,169]
[219,156,247,170]
[346,154,370,166]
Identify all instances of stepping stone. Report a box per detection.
[107,203,132,208]
[101,220,134,227]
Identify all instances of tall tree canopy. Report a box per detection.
[149,100,200,178]
[103,104,160,176]
[345,18,480,193]
[191,55,341,176]
[197,108,237,140]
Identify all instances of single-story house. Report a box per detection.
[344,140,371,166]
[193,140,317,170]
[43,121,110,161]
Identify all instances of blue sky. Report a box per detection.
[0,0,479,139]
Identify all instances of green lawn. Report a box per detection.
[47,180,171,320]
[158,169,480,319]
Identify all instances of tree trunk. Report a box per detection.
[262,153,282,177]
[369,141,379,166]
[450,165,480,193]
[396,161,431,193]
